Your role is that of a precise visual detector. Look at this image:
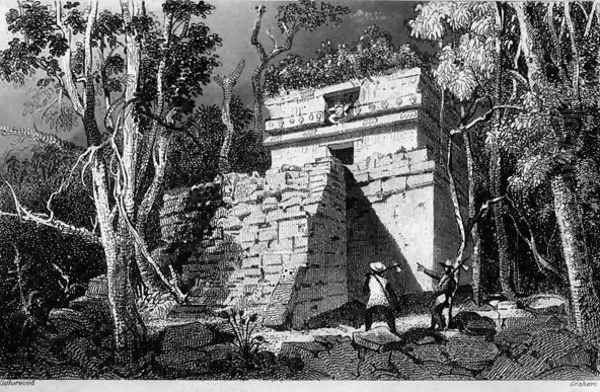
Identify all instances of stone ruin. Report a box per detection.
[159,67,469,329]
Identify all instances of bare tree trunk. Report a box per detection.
[489,138,515,300]
[463,132,482,304]
[551,174,600,345]
[491,4,515,301]
[92,158,145,363]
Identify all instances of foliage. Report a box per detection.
[216,308,264,359]
[250,0,350,129]
[168,96,269,188]
[0,145,102,307]
[0,0,221,125]
[263,25,421,96]
[274,0,349,33]
[410,1,600,300]
[0,1,226,361]
[0,145,95,229]
[410,2,498,102]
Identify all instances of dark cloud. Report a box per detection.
[0,1,419,158]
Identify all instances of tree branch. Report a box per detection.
[265,28,279,51]
[585,0,599,37]
[250,5,269,62]
[0,124,83,152]
[564,2,580,97]
[504,196,565,279]
[464,195,506,235]
[0,181,101,246]
[55,0,84,117]
[450,105,523,135]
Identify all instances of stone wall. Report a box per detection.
[163,157,348,329]
[346,148,436,293]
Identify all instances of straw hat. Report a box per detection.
[439,259,454,268]
[369,262,387,273]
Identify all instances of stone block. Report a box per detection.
[293,235,309,249]
[263,263,283,276]
[247,242,267,257]
[262,196,279,213]
[231,203,252,219]
[245,210,267,226]
[262,254,283,266]
[238,227,258,243]
[258,227,278,242]
[266,208,284,222]
[288,252,309,267]
[281,189,307,201]
[241,257,261,270]
[278,219,304,239]
[406,172,434,188]
[381,176,407,194]
[361,179,382,196]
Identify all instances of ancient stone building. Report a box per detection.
[160,67,469,329]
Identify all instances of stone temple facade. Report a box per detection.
[159,67,469,329]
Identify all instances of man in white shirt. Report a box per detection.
[362,262,399,334]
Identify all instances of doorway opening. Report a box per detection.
[328,142,354,165]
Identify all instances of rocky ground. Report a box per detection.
[0,292,598,380]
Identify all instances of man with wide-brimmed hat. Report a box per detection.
[417,259,457,330]
[362,261,401,334]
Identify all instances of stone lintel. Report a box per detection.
[264,109,419,148]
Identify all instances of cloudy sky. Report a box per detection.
[0,0,419,156]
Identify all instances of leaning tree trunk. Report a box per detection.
[551,174,600,346]
[251,66,265,138]
[463,132,482,305]
[216,59,246,175]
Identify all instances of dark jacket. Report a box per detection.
[421,267,456,297]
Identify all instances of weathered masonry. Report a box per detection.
[160,67,469,328]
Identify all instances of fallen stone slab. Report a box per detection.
[520,294,567,316]
[445,334,500,372]
[352,327,403,352]
[497,301,519,311]
[49,308,95,338]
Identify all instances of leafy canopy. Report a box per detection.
[0,0,221,130]
[263,25,421,96]
[410,2,498,102]
[169,96,269,188]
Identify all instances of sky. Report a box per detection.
[0,0,420,157]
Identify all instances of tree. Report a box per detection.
[0,0,221,363]
[410,2,519,303]
[249,0,350,134]
[503,2,600,343]
[411,1,600,343]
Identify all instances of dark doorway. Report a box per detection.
[328,143,354,165]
